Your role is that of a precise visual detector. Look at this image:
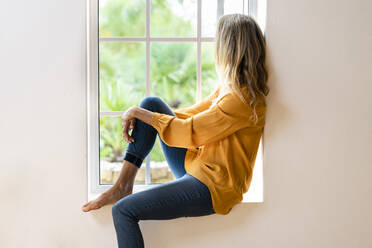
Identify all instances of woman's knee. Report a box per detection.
[112,198,138,221]
[139,96,164,110]
[112,202,121,219]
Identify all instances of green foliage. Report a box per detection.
[150,42,196,108]
[100,116,127,162]
[150,0,195,37]
[99,0,146,36]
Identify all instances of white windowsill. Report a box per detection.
[88,184,262,203]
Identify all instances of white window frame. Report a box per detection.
[87,0,263,201]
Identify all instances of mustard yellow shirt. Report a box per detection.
[150,84,266,215]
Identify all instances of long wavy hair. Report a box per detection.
[213,14,269,124]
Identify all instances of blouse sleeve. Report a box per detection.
[173,84,222,119]
[151,92,261,149]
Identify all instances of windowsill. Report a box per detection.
[88,184,263,203]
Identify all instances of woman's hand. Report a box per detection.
[121,106,138,143]
[121,106,155,143]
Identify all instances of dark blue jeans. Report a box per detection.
[112,96,216,248]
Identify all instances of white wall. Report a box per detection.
[1,0,371,247]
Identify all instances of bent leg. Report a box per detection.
[123,96,188,178]
[112,173,215,248]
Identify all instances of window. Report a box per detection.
[87,0,267,202]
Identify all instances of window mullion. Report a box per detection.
[196,0,202,102]
[217,0,224,17]
[145,0,151,185]
[99,37,214,42]
[247,0,258,17]
[100,111,124,117]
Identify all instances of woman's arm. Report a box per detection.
[149,93,265,149]
[120,90,222,143]
[124,85,221,127]
[133,107,153,125]
[122,84,266,148]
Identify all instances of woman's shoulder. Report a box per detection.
[209,83,266,113]
[218,86,263,105]
[217,88,266,118]
[233,86,266,108]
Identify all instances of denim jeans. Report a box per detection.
[112,96,216,248]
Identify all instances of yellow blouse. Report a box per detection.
[150,84,266,215]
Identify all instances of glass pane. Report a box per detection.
[151,0,197,37]
[99,42,146,111]
[99,116,146,185]
[202,0,244,37]
[201,42,219,98]
[99,0,146,37]
[150,42,196,109]
[150,138,176,183]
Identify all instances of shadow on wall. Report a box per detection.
[264,46,292,142]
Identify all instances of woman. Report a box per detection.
[82,13,269,247]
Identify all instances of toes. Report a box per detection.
[82,201,92,211]
[82,202,102,212]
[82,202,94,212]
[82,196,109,212]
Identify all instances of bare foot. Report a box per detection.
[81,185,132,212]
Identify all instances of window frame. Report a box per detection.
[87,0,262,201]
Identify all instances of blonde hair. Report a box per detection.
[212,14,269,124]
